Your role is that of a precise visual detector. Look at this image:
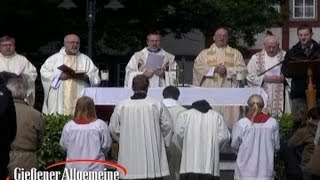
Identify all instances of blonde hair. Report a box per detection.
[73,96,97,121]
[247,94,264,122]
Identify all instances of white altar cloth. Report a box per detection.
[82,87,267,106]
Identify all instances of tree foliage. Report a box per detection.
[0,0,285,56]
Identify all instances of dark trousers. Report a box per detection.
[0,150,9,180]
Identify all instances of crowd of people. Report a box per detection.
[1,23,320,180]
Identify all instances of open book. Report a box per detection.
[145,53,165,69]
[57,64,86,75]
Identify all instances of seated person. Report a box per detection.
[288,106,320,180]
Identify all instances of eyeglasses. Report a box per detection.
[0,43,14,47]
[66,41,80,44]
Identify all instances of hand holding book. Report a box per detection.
[58,64,87,80]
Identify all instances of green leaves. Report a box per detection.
[278,113,294,137]
[37,114,71,170]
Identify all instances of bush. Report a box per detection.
[37,114,71,170]
[278,113,294,137]
[276,113,294,180]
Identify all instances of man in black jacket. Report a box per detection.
[281,24,320,180]
[0,72,17,180]
[281,24,320,114]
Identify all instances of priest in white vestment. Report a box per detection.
[231,94,280,180]
[246,35,291,117]
[162,86,186,180]
[124,31,177,87]
[0,35,37,106]
[109,75,173,180]
[174,100,230,180]
[40,34,100,115]
[192,27,247,129]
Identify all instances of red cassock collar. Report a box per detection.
[246,112,270,123]
[73,117,91,124]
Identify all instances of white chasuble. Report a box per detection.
[246,50,286,117]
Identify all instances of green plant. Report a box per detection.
[276,113,294,180]
[37,114,71,170]
[278,113,294,137]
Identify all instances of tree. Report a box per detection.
[0,0,285,56]
[97,0,285,54]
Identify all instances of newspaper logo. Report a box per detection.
[7,159,127,180]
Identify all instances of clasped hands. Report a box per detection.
[215,64,227,76]
[143,67,164,78]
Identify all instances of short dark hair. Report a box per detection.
[297,24,313,34]
[214,26,229,34]
[132,75,149,92]
[162,85,180,100]
[0,35,15,44]
[147,30,161,36]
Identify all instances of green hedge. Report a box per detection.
[276,113,294,180]
[37,114,70,170]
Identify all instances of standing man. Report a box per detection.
[125,31,177,87]
[0,35,37,106]
[110,75,173,179]
[162,85,186,121]
[174,100,230,180]
[6,75,44,178]
[162,86,186,180]
[40,34,100,115]
[193,27,247,129]
[281,24,320,113]
[0,72,17,180]
[246,35,289,117]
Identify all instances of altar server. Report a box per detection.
[60,96,112,171]
[162,85,186,180]
[174,100,230,180]
[110,74,173,179]
[231,94,280,180]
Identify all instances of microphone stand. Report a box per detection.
[258,60,284,77]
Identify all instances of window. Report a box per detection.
[292,0,316,19]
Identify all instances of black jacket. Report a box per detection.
[0,85,16,179]
[281,40,320,98]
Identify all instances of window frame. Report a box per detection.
[291,0,316,19]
